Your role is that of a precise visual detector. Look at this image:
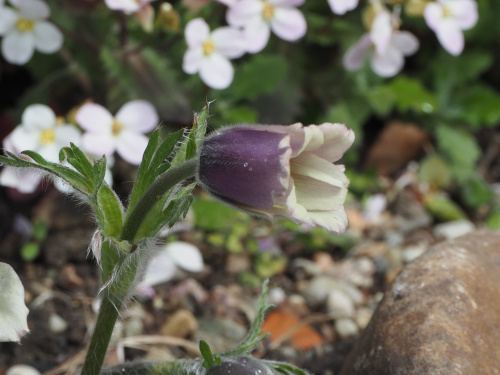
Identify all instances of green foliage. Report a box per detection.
[435,125,481,174]
[386,76,438,114]
[418,155,452,189]
[20,243,40,262]
[424,193,467,221]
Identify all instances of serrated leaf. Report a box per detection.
[435,125,480,170]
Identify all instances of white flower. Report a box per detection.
[0,0,63,65]
[327,0,359,15]
[226,0,307,53]
[104,0,154,14]
[424,0,478,55]
[75,100,158,165]
[343,30,419,77]
[182,18,246,89]
[8,104,81,162]
[0,263,29,342]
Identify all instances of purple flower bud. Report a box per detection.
[197,123,355,232]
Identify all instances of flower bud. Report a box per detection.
[196,123,355,232]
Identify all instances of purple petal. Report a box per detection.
[198,126,291,210]
[115,100,158,133]
[271,7,307,42]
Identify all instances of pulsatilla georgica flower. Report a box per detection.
[196,123,355,232]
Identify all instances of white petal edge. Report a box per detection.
[21,104,56,131]
[115,130,149,165]
[343,34,371,71]
[75,103,114,133]
[183,46,203,74]
[185,18,210,47]
[271,7,307,42]
[1,30,35,65]
[436,19,464,55]
[0,263,29,342]
[115,100,159,133]
[17,0,49,20]
[211,27,246,59]
[0,7,18,35]
[199,53,234,89]
[166,241,204,272]
[33,21,63,53]
[391,31,419,56]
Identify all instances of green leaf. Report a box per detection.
[424,193,467,221]
[128,129,184,215]
[93,156,108,196]
[96,185,124,238]
[200,340,215,370]
[230,55,289,100]
[222,280,274,356]
[364,85,396,116]
[459,174,494,209]
[435,125,481,171]
[418,155,452,188]
[455,84,500,128]
[192,199,244,232]
[32,220,48,242]
[61,143,95,180]
[486,208,500,230]
[21,242,40,262]
[266,361,311,375]
[386,76,438,113]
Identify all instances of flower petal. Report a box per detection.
[343,33,371,72]
[447,0,478,30]
[166,241,204,272]
[313,123,355,162]
[303,208,349,233]
[198,126,291,210]
[269,0,305,6]
[185,18,210,47]
[211,27,246,59]
[1,30,35,65]
[115,100,158,133]
[370,10,392,55]
[0,262,30,342]
[183,46,203,74]
[271,7,307,42]
[226,0,262,27]
[22,104,56,131]
[199,53,234,89]
[54,124,82,148]
[391,31,419,56]
[76,103,113,133]
[243,18,271,53]
[7,127,39,154]
[82,133,116,158]
[291,152,349,189]
[33,21,63,53]
[0,7,18,35]
[105,0,140,13]
[327,0,358,15]
[424,2,443,31]
[436,19,464,55]
[371,46,404,77]
[140,250,176,287]
[0,166,42,193]
[115,130,149,165]
[17,0,49,19]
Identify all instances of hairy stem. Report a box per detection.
[120,158,198,242]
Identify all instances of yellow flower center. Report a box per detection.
[39,129,55,145]
[203,39,215,56]
[443,6,452,17]
[16,19,34,33]
[112,120,124,136]
[262,1,275,20]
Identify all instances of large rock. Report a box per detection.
[340,230,500,375]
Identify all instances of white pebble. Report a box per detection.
[335,318,359,338]
[49,313,67,333]
[327,289,355,318]
[6,365,41,375]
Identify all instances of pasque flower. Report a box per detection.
[196,123,354,232]
[424,0,478,55]
[183,18,246,89]
[226,0,307,53]
[0,0,63,65]
[75,100,158,165]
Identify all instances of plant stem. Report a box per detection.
[81,158,198,374]
[120,157,198,242]
[80,296,119,375]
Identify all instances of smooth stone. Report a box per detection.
[433,220,475,239]
[327,289,355,318]
[335,318,359,339]
[340,230,500,375]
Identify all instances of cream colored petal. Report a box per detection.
[313,123,355,162]
[304,208,349,233]
[292,173,347,211]
[300,124,325,153]
[291,152,349,188]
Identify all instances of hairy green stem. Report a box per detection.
[81,296,120,375]
[81,158,198,374]
[121,158,198,242]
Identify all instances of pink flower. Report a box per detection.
[424,0,478,55]
[327,0,359,15]
[183,18,246,89]
[343,30,419,77]
[197,123,355,232]
[75,100,158,165]
[226,0,307,53]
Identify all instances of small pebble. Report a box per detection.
[335,318,359,338]
[327,289,355,318]
[402,243,428,263]
[434,220,475,239]
[49,313,67,334]
[6,365,41,375]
